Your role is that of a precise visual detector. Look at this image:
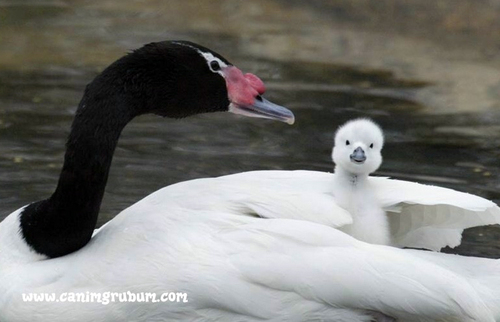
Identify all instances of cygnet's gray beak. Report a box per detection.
[350,147,366,164]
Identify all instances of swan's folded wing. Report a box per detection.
[152,170,352,228]
[237,190,352,227]
[370,176,500,251]
[219,170,353,227]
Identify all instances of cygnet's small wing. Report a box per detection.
[370,176,500,251]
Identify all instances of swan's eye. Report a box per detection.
[346,140,350,146]
[210,60,221,71]
[370,143,374,148]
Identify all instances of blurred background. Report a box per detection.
[0,0,499,257]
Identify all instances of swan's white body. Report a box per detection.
[2,170,500,321]
[0,177,495,321]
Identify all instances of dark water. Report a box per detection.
[0,0,499,258]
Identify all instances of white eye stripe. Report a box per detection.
[171,41,228,75]
[200,53,228,74]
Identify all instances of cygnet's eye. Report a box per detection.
[210,60,221,71]
[370,143,374,148]
[346,140,350,146]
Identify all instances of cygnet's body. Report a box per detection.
[331,119,391,245]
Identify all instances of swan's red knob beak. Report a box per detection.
[223,66,294,125]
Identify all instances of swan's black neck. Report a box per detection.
[19,41,231,258]
[20,84,134,258]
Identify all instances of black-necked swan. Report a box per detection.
[0,41,496,321]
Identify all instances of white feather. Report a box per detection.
[405,249,500,319]
[146,170,353,227]
[370,176,500,250]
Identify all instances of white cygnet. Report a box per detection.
[331,118,391,245]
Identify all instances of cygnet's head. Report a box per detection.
[332,118,384,175]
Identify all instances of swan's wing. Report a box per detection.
[218,170,352,226]
[91,171,351,241]
[405,249,500,320]
[144,170,352,228]
[221,219,494,322]
[370,176,500,250]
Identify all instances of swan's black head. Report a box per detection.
[86,40,294,123]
